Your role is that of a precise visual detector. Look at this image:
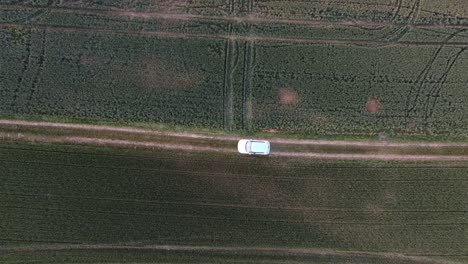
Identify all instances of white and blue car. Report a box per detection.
[237,139,270,155]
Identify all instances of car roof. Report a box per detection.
[250,141,269,153]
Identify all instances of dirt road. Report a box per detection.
[1,119,468,161]
[2,22,468,47]
[2,3,468,30]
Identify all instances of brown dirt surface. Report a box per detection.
[2,119,468,161]
[279,87,300,107]
[3,3,468,30]
[261,128,281,133]
[2,22,468,47]
[366,96,380,113]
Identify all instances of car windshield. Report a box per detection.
[250,141,268,153]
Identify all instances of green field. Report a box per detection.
[1,1,468,137]
[1,1,468,263]
[0,142,466,262]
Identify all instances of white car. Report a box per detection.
[237,139,270,155]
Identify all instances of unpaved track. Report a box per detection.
[2,119,468,147]
[2,22,468,47]
[0,119,239,141]
[0,244,459,264]
[1,119,468,161]
[272,152,468,161]
[2,3,468,29]
[0,132,236,153]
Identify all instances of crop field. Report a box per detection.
[2,2,468,263]
[1,1,468,137]
[0,28,228,127]
[0,141,466,262]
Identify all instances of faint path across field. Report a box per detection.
[1,119,468,161]
[2,3,468,29]
[2,22,468,47]
[0,119,239,140]
[0,244,460,264]
[271,152,468,161]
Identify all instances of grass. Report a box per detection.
[0,141,466,262]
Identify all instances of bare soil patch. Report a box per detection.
[261,128,281,133]
[279,87,300,107]
[366,96,380,113]
[2,120,468,161]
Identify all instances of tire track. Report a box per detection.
[3,131,468,161]
[9,9,46,23]
[228,0,234,15]
[27,29,46,103]
[273,152,468,161]
[0,132,236,153]
[423,47,467,122]
[366,0,421,44]
[240,0,255,131]
[390,0,403,21]
[2,3,468,30]
[241,40,254,130]
[2,120,468,161]
[404,29,466,119]
[222,26,238,130]
[3,22,468,47]
[4,119,468,147]
[0,244,462,264]
[11,28,31,108]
